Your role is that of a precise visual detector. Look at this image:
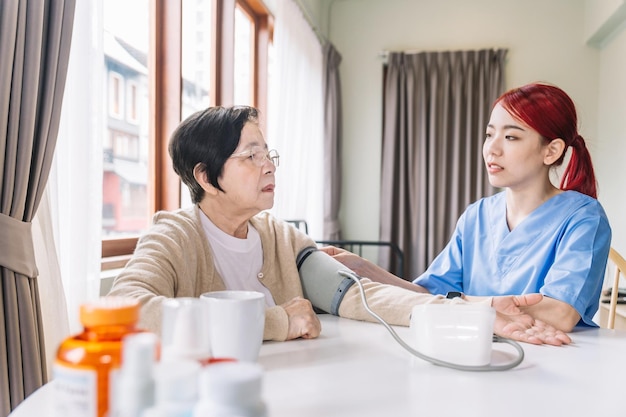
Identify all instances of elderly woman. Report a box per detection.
[108,105,570,345]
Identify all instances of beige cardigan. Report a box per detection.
[108,206,453,341]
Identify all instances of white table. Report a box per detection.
[10,315,626,417]
[260,315,624,417]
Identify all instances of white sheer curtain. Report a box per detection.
[33,0,103,372]
[32,193,68,380]
[268,0,324,240]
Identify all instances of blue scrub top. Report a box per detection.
[413,191,612,327]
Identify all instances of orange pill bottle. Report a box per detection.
[53,297,141,417]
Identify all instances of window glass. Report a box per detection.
[234,4,253,106]
[181,0,214,208]
[102,0,150,237]
[182,0,212,119]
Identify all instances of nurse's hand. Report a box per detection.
[281,296,321,340]
[492,294,572,346]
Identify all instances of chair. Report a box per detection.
[605,247,626,329]
[283,219,405,279]
[284,219,309,235]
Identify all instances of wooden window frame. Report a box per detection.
[102,0,273,270]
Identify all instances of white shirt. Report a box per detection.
[199,211,276,307]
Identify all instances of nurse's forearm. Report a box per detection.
[357,261,427,293]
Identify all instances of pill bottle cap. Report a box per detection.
[153,359,201,404]
[161,297,210,362]
[198,362,265,412]
[80,297,140,327]
[121,332,159,375]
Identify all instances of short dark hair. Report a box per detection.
[168,106,259,203]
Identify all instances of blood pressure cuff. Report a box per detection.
[296,247,357,316]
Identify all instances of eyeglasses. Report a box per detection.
[230,147,280,167]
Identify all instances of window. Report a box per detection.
[102,0,150,245]
[108,72,124,119]
[126,81,139,123]
[234,4,254,105]
[182,0,212,119]
[99,0,273,268]
[110,131,139,160]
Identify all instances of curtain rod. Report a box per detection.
[379,47,507,64]
[380,47,507,56]
[293,0,326,46]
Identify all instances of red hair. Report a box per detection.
[494,83,598,199]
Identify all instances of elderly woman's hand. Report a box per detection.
[280,296,321,340]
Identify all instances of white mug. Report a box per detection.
[410,303,496,366]
[200,290,265,362]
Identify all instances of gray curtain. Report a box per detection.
[379,49,506,279]
[0,0,75,414]
[322,42,342,240]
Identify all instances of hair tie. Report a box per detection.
[572,134,584,148]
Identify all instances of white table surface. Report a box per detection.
[11,314,626,417]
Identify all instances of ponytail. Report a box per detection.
[560,134,598,199]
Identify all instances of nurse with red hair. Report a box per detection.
[325,83,612,333]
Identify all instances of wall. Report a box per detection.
[315,0,601,242]
[294,0,626,257]
[587,0,626,255]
